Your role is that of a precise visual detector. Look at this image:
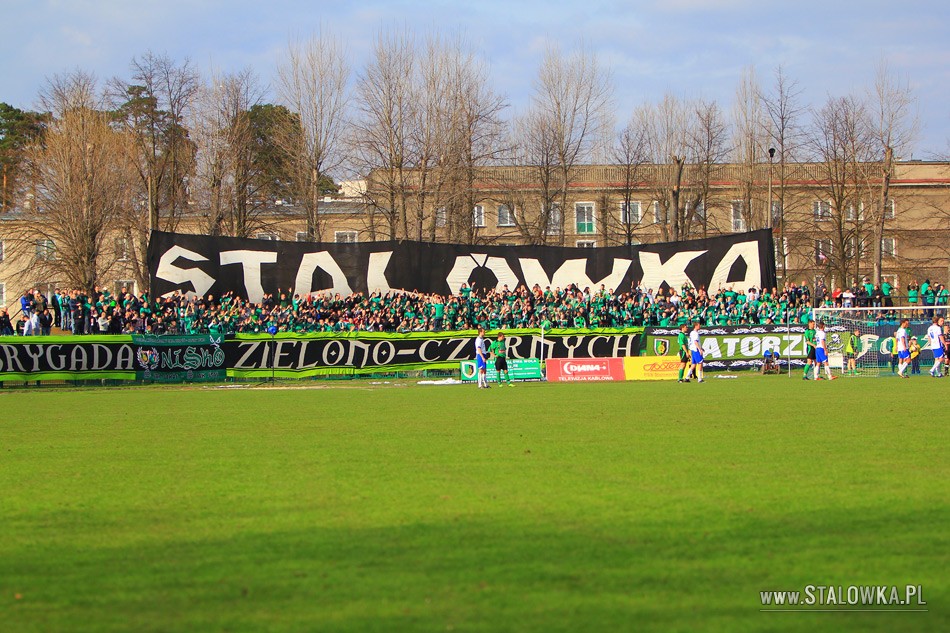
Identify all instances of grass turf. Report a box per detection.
[0,376,946,632]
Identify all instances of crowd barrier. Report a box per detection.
[4,322,921,383]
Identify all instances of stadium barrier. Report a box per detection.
[460,358,543,382]
[643,324,814,371]
[0,328,642,382]
[545,358,626,382]
[623,357,680,380]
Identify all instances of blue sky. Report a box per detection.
[4,0,949,155]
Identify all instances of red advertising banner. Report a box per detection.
[545,358,626,382]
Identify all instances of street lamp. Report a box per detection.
[767,147,776,229]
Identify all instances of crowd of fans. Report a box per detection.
[1,278,947,337]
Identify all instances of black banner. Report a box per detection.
[0,334,225,381]
[227,329,643,377]
[149,230,776,301]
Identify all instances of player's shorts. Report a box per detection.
[815,348,828,363]
[494,357,508,371]
[898,350,910,360]
[932,347,945,359]
[690,350,704,365]
[679,349,689,363]
[476,356,487,370]
[845,352,856,360]
[807,348,817,361]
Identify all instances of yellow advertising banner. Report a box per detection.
[623,356,681,381]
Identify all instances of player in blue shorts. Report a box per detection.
[813,321,835,380]
[689,321,705,383]
[474,326,490,389]
[895,319,911,378]
[927,316,946,377]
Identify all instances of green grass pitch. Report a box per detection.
[1,376,946,632]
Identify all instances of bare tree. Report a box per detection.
[606,118,649,245]
[353,30,416,240]
[761,66,807,279]
[808,95,877,286]
[867,61,918,285]
[731,67,767,232]
[276,32,350,241]
[189,69,267,238]
[528,43,612,244]
[15,72,134,293]
[108,52,199,291]
[687,99,730,238]
[637,94,694,241]
[430,36,507,244]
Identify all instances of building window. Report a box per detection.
[620,201,641,224]
[35,239,55,261]
[545,203,562,235]
[575,202,595,234]
[0,282,5,307]
[884,199,896,220]
[497,205,515,227]
[689,199,706,223]
[473,205,485,228]
[576,240,596,248]
[115,280,136,295]
[116,237,131,261]
[256,233,277,241]
[0,239,4,263]
[435,207,447,228]
[334,231,357,243]
[882,237,897,258]
[845,202,865,222]
[651,201,663,224]
[731,201,746,232]
[815,238,832,265]
[770,201,783,226]
[813,200,831,222]
[296,231,309,242]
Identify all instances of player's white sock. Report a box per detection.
[697,368,703,381]
[825,365,832,379]
[814,365,820,380]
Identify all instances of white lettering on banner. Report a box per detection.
[366,251,409,294]
[612,335,638,357]
[46,345,65,371]
[563,361,608,376]
[22,345,43,372]
[519,258,632,291]
[235,341,261,368]
[586,335,609,357]
[69,345,87,371]
[708,241,761,291]
[116,344,135,370]
[156,246,216,298]
[219,250,278,303]
[293,251,353,297]
[702,338,722,358]
[445,255,519,293]
[638,251,706,290]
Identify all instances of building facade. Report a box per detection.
[2,161,949,315]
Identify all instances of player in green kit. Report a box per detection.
[490,332,514,386]
[803,319,817,380]
[676,323,691,383]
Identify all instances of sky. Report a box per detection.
[3,0,949,156]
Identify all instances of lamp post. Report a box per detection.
[767,147,780,277]
[767,147,776,229]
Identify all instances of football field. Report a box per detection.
[1,376,946,632]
